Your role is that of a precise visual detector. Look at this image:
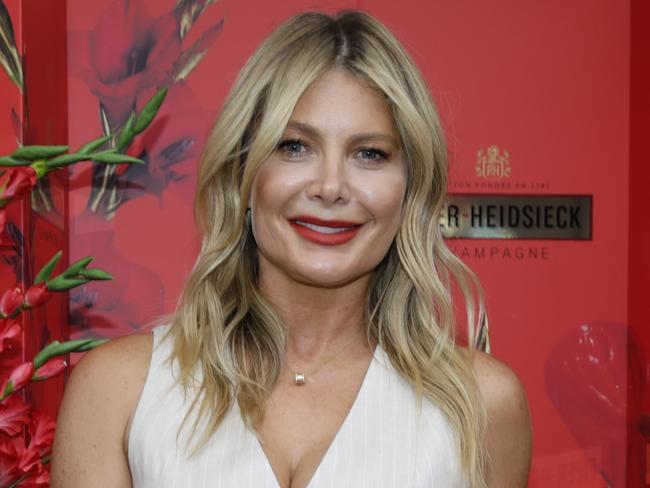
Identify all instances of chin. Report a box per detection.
[291,263,369,289]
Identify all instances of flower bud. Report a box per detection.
[0,317,21,352]
[23,283,51,308]
[0,166,37,204]
[33,358,67,381]
[0,287,23,316]
[1,362,34,398]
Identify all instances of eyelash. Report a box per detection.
[276,138,390,162]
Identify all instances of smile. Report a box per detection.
[294,220,355,233]
[288,219,362,246]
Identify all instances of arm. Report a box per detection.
[472,350,533,488]
[50,332,152,488]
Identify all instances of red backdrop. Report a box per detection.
[0,1,644,486]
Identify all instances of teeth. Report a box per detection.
[295,220,355,234]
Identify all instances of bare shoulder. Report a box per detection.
[470,349,527,409]
[50,330,153,488]
[470,349,533,488]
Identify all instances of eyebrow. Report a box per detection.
[284,120,401,148]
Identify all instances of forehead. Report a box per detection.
[286,68,399,140]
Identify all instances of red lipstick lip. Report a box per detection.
[289,220,361,246]
[288,215,362,227]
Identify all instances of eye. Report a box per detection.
[357,147,390,163]
[277,138,309,158]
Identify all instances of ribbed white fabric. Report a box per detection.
[128,324,467,487]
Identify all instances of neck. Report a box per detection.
[258,257,372,361]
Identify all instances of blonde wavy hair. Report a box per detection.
[157,9,491,487]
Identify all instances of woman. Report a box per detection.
[51,10,532,488]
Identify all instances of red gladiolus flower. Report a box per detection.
[0,286,23,316]
[23,283,51,308]
[0,166,38,204]
[0,317,21,352]
[0,394,31,436]
[70,0,223,127]
[0,409,54,487]
[33,358,67,381]
[72,0,181,127]
[27,410,56,458]
[0,433,41,478]
[0,443,23,487]
[1,362,34,397]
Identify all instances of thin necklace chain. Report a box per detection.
[285,327,364,385]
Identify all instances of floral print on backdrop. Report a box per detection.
[0,93,169,487]
[67,0,224,341]
[0,0,170,479]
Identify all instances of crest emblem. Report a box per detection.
[475,146,511,180]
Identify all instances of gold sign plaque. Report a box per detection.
[441,194,592,240]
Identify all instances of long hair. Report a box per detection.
[158,10,490,487]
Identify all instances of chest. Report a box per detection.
[254,354,373,488]
[128,337,467,488]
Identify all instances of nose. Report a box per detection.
[306,152,351,205]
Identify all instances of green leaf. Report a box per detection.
[47,276,89,291]
[1,380,13,400]
[92,150,144,165]
[115,112,137,152]
[12,145,68,160]
[34,250,63,284]
[63,256,93,278]
[33,338,97,368]
[33,340,61,368]
[79,268,113,280]
[75,338,110,352]
[134,87,168,134]
[0,156,29,166]
[45,153,91,168]
[77,134,112,155]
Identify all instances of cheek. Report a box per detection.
[249,163,306,251]
[358,171,407,225]
[250,162,305,210]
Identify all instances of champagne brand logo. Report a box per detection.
[440,194,592,240]
[475,146,511,180]
[446,146,592,261]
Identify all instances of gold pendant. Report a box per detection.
[294,372,305,385]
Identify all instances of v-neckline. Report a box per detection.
[247,343,381,488]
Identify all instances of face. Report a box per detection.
[249,68,408,289]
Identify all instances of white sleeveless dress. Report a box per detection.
[128,324,467,487]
